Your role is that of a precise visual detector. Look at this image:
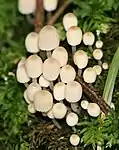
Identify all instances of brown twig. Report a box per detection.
[76,76,110,114]
[47,0,70,25]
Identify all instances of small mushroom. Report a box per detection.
[83,67,97,83]
[47,108,54,119]
[39,75,50,87]
[52,46,68,67]
[17,59,26,67]
[43,0,58,12]
[93,49,103,60]
[102,62,109,70]
[52,103,67,119]
[65,81,82,103]
[96,40,103,49]
[18,0,36,14]
[28,103,36,114]
[66,112,78,126]
[81,100,89,110]
[87,103,100,117]
[63,13,78,31]
[25,55,43,78]
[34,90,53,112]
[60,65,76,83]
[53,82,66,101]
[83,32,95,46]
[25,32,39,53]
[24,90,31,104]
[70,134,80,146]
[93,65,102,75]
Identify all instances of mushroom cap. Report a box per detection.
[39,25,60,51]
[25,32,39,53]
[87,103,100,117]
[66,26,82,46]
[16,64,30,83]
[60,65,76,83]
[83,67,97,83]
[52,103,67,119]
[73,50,88,69]
[43,0,58,12]
[52,46,68,67]
[65,81,82,103]
[24,90,31,104]
[17,59,26,68]
[53,82,66,101]
[47,108,54,119]
[18,0,36,14]
[93,49,103,60]
[43,57,60,81]
[25,55,43,78]
[66,112,78,126]
[70,134,80,146]
[34,90,53,112]
[26,82,41,102]
[102,62,108,70]
[39,75,50,87]
[96,40,103,49]
[63,13,78,31]
[81,100,89,110]
[83,32,95,46]
[28,103,36,114]
[93,65,102,75]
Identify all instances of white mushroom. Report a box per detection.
[70,134,80,146]
[24,90,31,104]
[43,57,60,81]
[83,67,97,83]
[18,0,36,14]
[63,13,78,31]
[93,65,102,75]
[53,82,66,101]
[17,59,26,68]
[26,82,41,102]
[52,103,67,119]
[43,0,58,12]
[93,49,103,60]
[25,32,39,53]
[60,65,76,83]
[34,90,53,112]
[39,75,50,87]
[25,55,43,78]
[65,81,82,103]
[102,62,109,70]
[83,32,95,46]
[96,40,103,49]
[28,103,36,114]
[52,46,68,67]
[81,100,89,110]
[87,103,100,117]
[47,108,54,119]
[66,112,78,126]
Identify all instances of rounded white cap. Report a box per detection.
[47,108,54,119]
[102,62,108,70]
[18,0,36,14]
[66,26,82,46]
[25,55,43,78]
[70,134,80,146]
[28,103,36,114]
[43,0,58,12]
[83,67,97,83]
[17,59,26,68]
[16,64,30,83]
[87,103,100,117]
[39,25,60,51]
[24,90,31,104]
[96,40,103,48]
[39,75,50,87]
[25,32,39,53]
[52,46,68,67]
[73,50,88,69]
[52,103,67,119]
[63,13,78,31]
[26,82,41,102]
[53,82,66,101]
[93,49,103,60]
[65,81,82,103]
[83,32,95,46]
[60,65,76,83]
[93,65,102,75]
[34,90,53,112]
[81,100,89,110]
[43,57,60,81]
[66,112,78,126]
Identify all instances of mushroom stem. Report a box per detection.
[32,78,37,83]
[47,12,52,22]
[78,69,82,76]
[98,60,102,66]
[49,81,54,90]
[88,45,93,52]
[24,83,28,88]
[46,51,52,58]
[52,119,62,129]
[74,147,78,150]
[72,46,76,54]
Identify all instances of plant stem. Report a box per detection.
[52,119,62,129]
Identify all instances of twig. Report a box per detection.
[76,76,110,114]
[47,0,70,25]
